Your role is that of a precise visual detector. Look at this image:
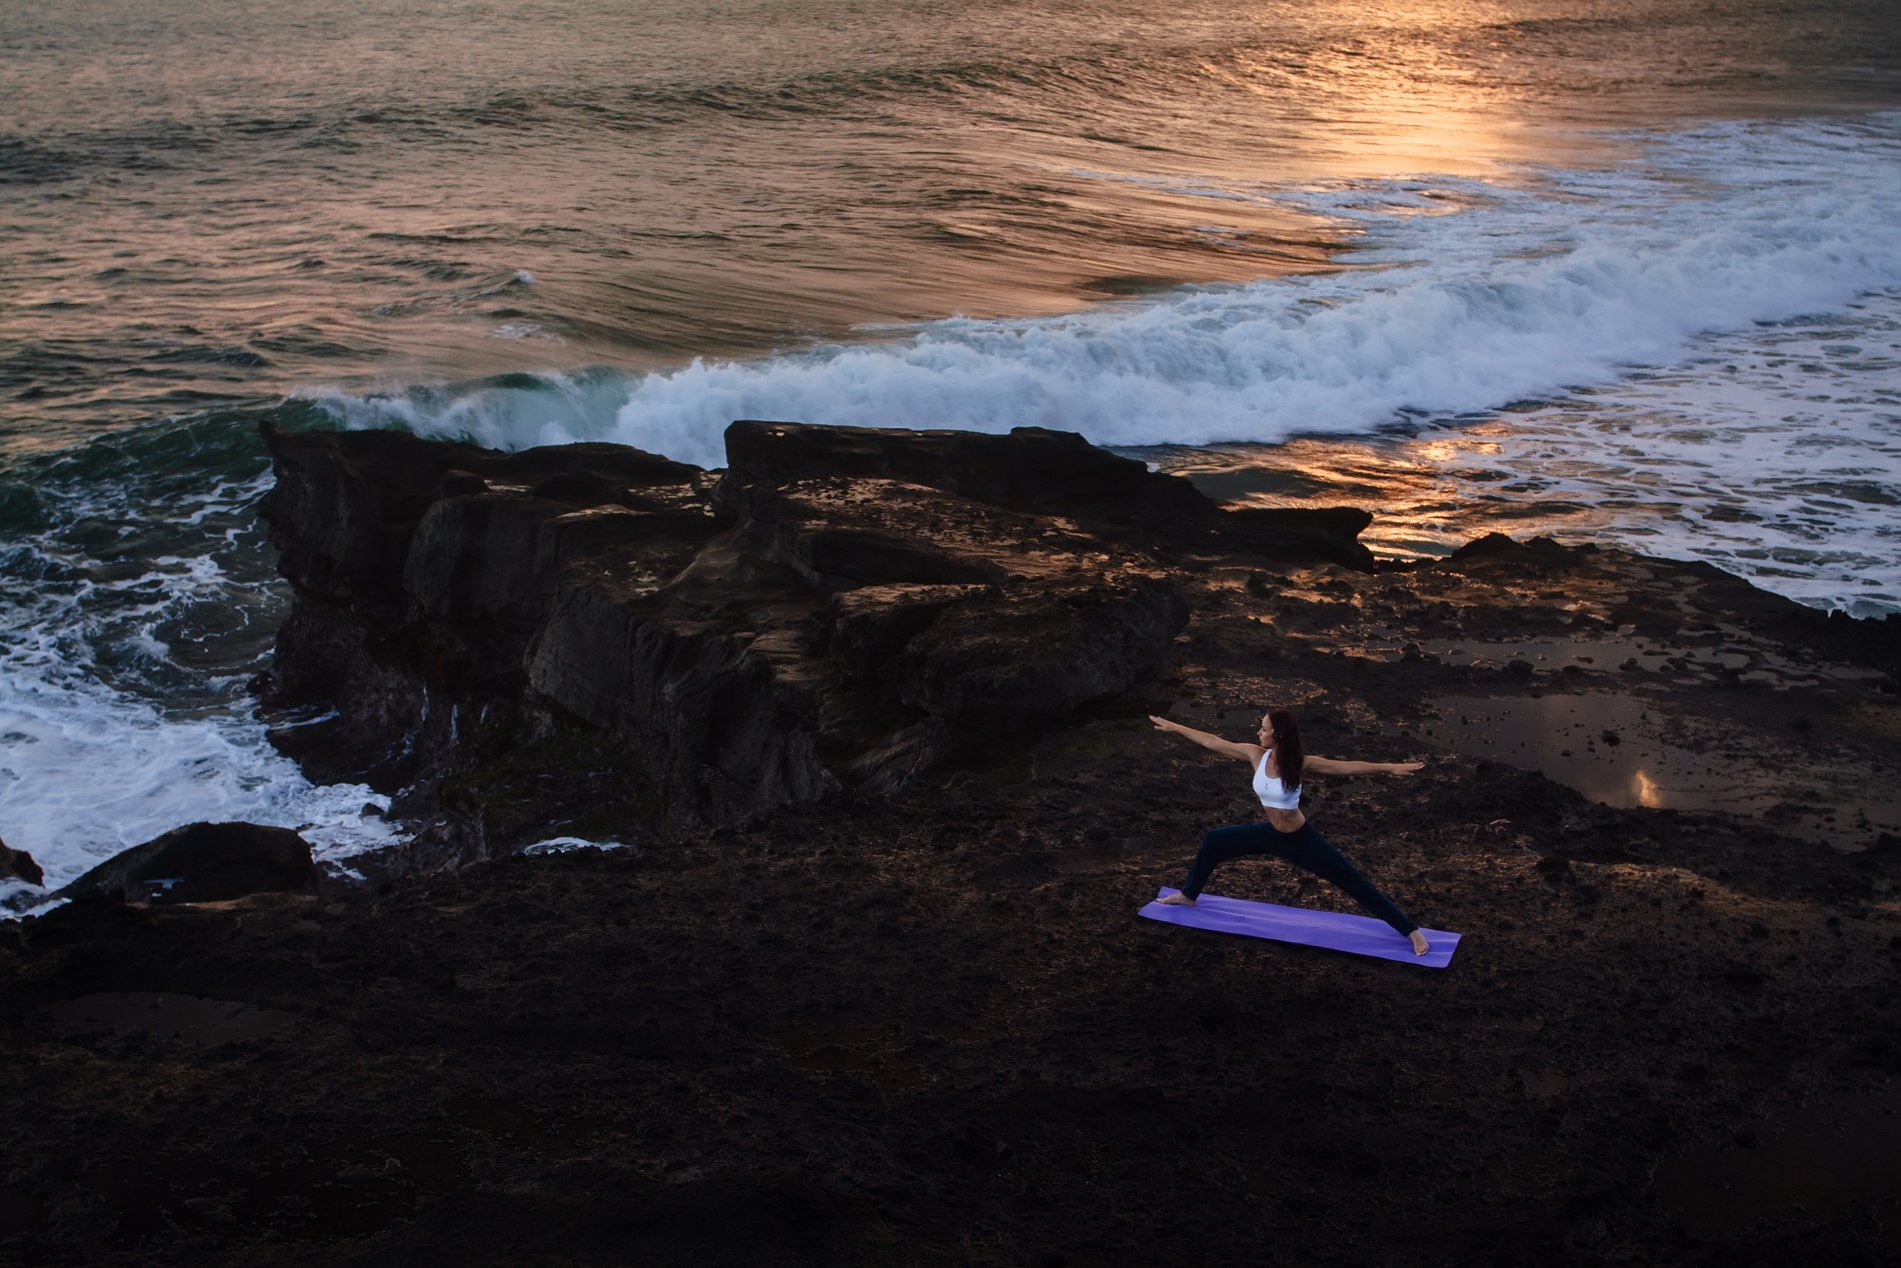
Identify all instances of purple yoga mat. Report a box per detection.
[1138,888,1461,969]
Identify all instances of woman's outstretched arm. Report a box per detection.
[1304,756,1424,777]
[1149,716,1264,765]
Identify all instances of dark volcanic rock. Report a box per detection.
[257,422,723,801]
[260,426,700,613]
[722,419,1376,567]
[1446,531,1584,567]
[892,578,1190,730]
[55,822,317,905]
[1,837,43,888]
[1217,504,1376,568]
[720,419,1209,523]
[520,577,845,832]
[257,421,1376,865]
[1438,530,1901,674]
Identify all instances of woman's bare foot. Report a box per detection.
[1158,892,1197,906]
[1408,930,1431,956]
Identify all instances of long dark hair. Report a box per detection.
[1268,709,1303,790]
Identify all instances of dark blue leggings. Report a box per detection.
[1181,820,1418,936]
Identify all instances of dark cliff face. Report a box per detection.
[253,421,1375,871]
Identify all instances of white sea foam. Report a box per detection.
[297,370,636,453]
[0,451,397,909]
[0,671,396,901]
[493,321,563,342]
[522,836,629,856]
[1427,299,1901,616]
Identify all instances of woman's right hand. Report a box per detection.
[1149,715,1178,733]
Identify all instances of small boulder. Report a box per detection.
[1,836,44,887]
[55,823,318,905]
[1216,507,1376,569]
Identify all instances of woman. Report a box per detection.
[1149,708,1432,957]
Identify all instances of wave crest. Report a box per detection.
[304,117,1901,472]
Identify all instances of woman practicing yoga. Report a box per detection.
[1150,708,1432,956]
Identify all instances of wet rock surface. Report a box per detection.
[4,424,1900,1266]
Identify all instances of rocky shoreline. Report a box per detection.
[248,419,1398,878]
[3,422,1899,1266]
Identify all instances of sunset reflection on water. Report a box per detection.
[1151,418,1625,561]
[1631,768,1665,809]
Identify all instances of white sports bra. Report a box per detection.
[1252,750,1301,810]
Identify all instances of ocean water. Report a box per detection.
[3,0,1899,899]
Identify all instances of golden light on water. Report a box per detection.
[1209,0,1629,178]
[1411,436,1500,464]
[1632,769,1665,809]
[1160,423,1624,562]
